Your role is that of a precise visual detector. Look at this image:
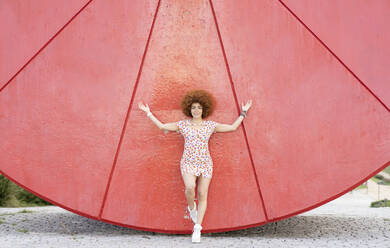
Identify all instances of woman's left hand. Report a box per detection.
[241,99,252,112]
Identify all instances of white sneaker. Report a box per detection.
[192,224,202,243]
[187,202,197,224]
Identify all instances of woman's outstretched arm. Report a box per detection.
[215,116,244,132]
[138,102,178,132]
[215,99,252,133]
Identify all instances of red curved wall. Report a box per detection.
[0,0,389,234]
[282,0,390,110]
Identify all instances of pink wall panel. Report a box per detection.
[0,0,90,88]
[101,0,266,233]
[282,0,390,110]
[212,0,390,220]
[0,0,389,234]
[0,0,157,217]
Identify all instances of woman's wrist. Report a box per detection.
[240,109,247,118]
[147,111,152,117]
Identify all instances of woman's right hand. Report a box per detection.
[138,101,150,113]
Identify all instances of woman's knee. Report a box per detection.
[185,185,196,195]
[197,190,208,201]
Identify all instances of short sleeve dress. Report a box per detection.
[176,120,219,178]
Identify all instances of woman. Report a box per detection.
[138,89,252,243]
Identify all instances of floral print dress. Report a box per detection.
[176,119,219,178]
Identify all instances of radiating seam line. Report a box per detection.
[278,0,389,113]
[0,0,95,93]
[98,0,162,219]
[209,0,270,221]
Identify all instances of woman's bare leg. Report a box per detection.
[196,175,212,225]
[181,172,197,210]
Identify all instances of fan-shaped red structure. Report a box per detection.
[0,0,389,234]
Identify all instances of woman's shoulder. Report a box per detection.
[205,120,219,130]
[177,119,190,126]
[206,120,219,125]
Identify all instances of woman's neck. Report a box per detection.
[192,117,203,124]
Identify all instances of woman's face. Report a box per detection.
[191,102,203,118]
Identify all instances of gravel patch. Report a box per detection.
[0,190,389,248]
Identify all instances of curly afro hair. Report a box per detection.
[181,90,215,118]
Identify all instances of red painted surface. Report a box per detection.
[100,0,266,232]
[0,0,157,218]
[281,0,390,111]
[0,0,389,234]
[0,0,91,88]
[211,0,390,221]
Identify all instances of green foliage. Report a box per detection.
[371,175,390,185]
[370,199,390,208]
[18,209,34,214]
[0,175,11,206]
[0,174,51,207]
[16,187,51,206]
[383,165,390,175]
[16,228,29,233]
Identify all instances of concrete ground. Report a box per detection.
[0,189,389,248]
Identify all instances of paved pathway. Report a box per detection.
[0,189,389,248]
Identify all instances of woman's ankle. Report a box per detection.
[194,223,202,229]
